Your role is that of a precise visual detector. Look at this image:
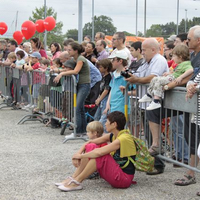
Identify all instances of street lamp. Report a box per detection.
[176,0,179,35]
[185,9,187,33]
[78,0,83,43]
[92,0,94,41]
[144,0,146,36]
[136,0,138,36]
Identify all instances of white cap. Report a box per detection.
[167,35,176,41]
[108,50,128,60]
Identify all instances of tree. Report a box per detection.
[83,15,117,37]
[146,24,162,37]
[65,29,78,41]
[29,6,64,47]
[123,31,135,36]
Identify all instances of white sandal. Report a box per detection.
[58,179,83,192]
[55,176,73,187]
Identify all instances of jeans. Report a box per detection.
[172,115,189,161]
[76,83,90,134]
[94,95,108,132]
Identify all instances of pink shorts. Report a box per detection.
[96,154,134,188]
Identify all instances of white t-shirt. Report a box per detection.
[136,53,169,109]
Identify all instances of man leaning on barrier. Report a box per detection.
[173,25,200,187]
[126,38,168,174]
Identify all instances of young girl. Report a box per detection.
[55,121,105,186]
[139,44,194,110]
[50,58,63,118]
[94,59,112,131]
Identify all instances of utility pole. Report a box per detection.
[92,0,94,41]
[78,0,83,43]
[44,0,47,51]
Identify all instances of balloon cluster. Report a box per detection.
[9,16,56,44]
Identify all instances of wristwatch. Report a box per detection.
[164,85,169,90]
[196,85,200,92]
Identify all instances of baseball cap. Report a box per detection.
[29,52,41,59]
[167,35,176,42]
[108,50,128,60]
[63,59,76,69]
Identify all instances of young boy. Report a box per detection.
[139,44,194,110]
[104,51,129,114]
[94,59,112,131]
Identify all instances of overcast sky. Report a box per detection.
[1,0,200,38]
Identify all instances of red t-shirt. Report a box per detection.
[32,62,44,84]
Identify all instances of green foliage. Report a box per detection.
[83,15,117,37]
[65,29,78,41]
[29,6,64,47]
[146,24,162,37]
[123,31,135,36]
[145,17,200,39]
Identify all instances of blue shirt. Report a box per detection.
[87,59,102,88]
[109,70,130,113]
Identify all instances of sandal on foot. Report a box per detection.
[174,174,196,186]
[58,179,82,192]
[55,176,73,186]
[196,191,200,196]
[148,146,162,156]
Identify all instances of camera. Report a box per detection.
[121,69,131,78]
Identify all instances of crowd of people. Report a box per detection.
[0,27,200,195]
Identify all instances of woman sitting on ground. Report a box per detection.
[56,111,137,192]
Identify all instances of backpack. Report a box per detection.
[129,136,155,172]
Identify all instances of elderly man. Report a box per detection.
[174,25,200,187]
[111,32,132,67]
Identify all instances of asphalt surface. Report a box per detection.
[0,104,200,200]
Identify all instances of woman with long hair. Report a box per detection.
[54,42,91,136]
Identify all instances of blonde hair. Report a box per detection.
[172,44,190,61]
[86,121,104,137]
[8,52,16,59]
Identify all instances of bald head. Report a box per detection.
[143,38,160,51]
[142,38,160,62]
[59,51,70,63]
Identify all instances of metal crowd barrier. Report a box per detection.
[0,66,86,142]
[125,83,200,173]
[0,65,13,109]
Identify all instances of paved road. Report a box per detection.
[0,106,199,200]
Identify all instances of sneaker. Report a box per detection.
[65,133,75,139]
[138,94,152,103]
[24,104,32,109]
[146,101,161,110]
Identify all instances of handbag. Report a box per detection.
[48,74,61,87]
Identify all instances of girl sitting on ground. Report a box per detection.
[139,44,193,110]
[55,120,105,186]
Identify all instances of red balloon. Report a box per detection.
[21,20,36,40]
[35,19,45,33]
[44,16,56,31]
[0,22,8,35]
[13,31,24,45]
